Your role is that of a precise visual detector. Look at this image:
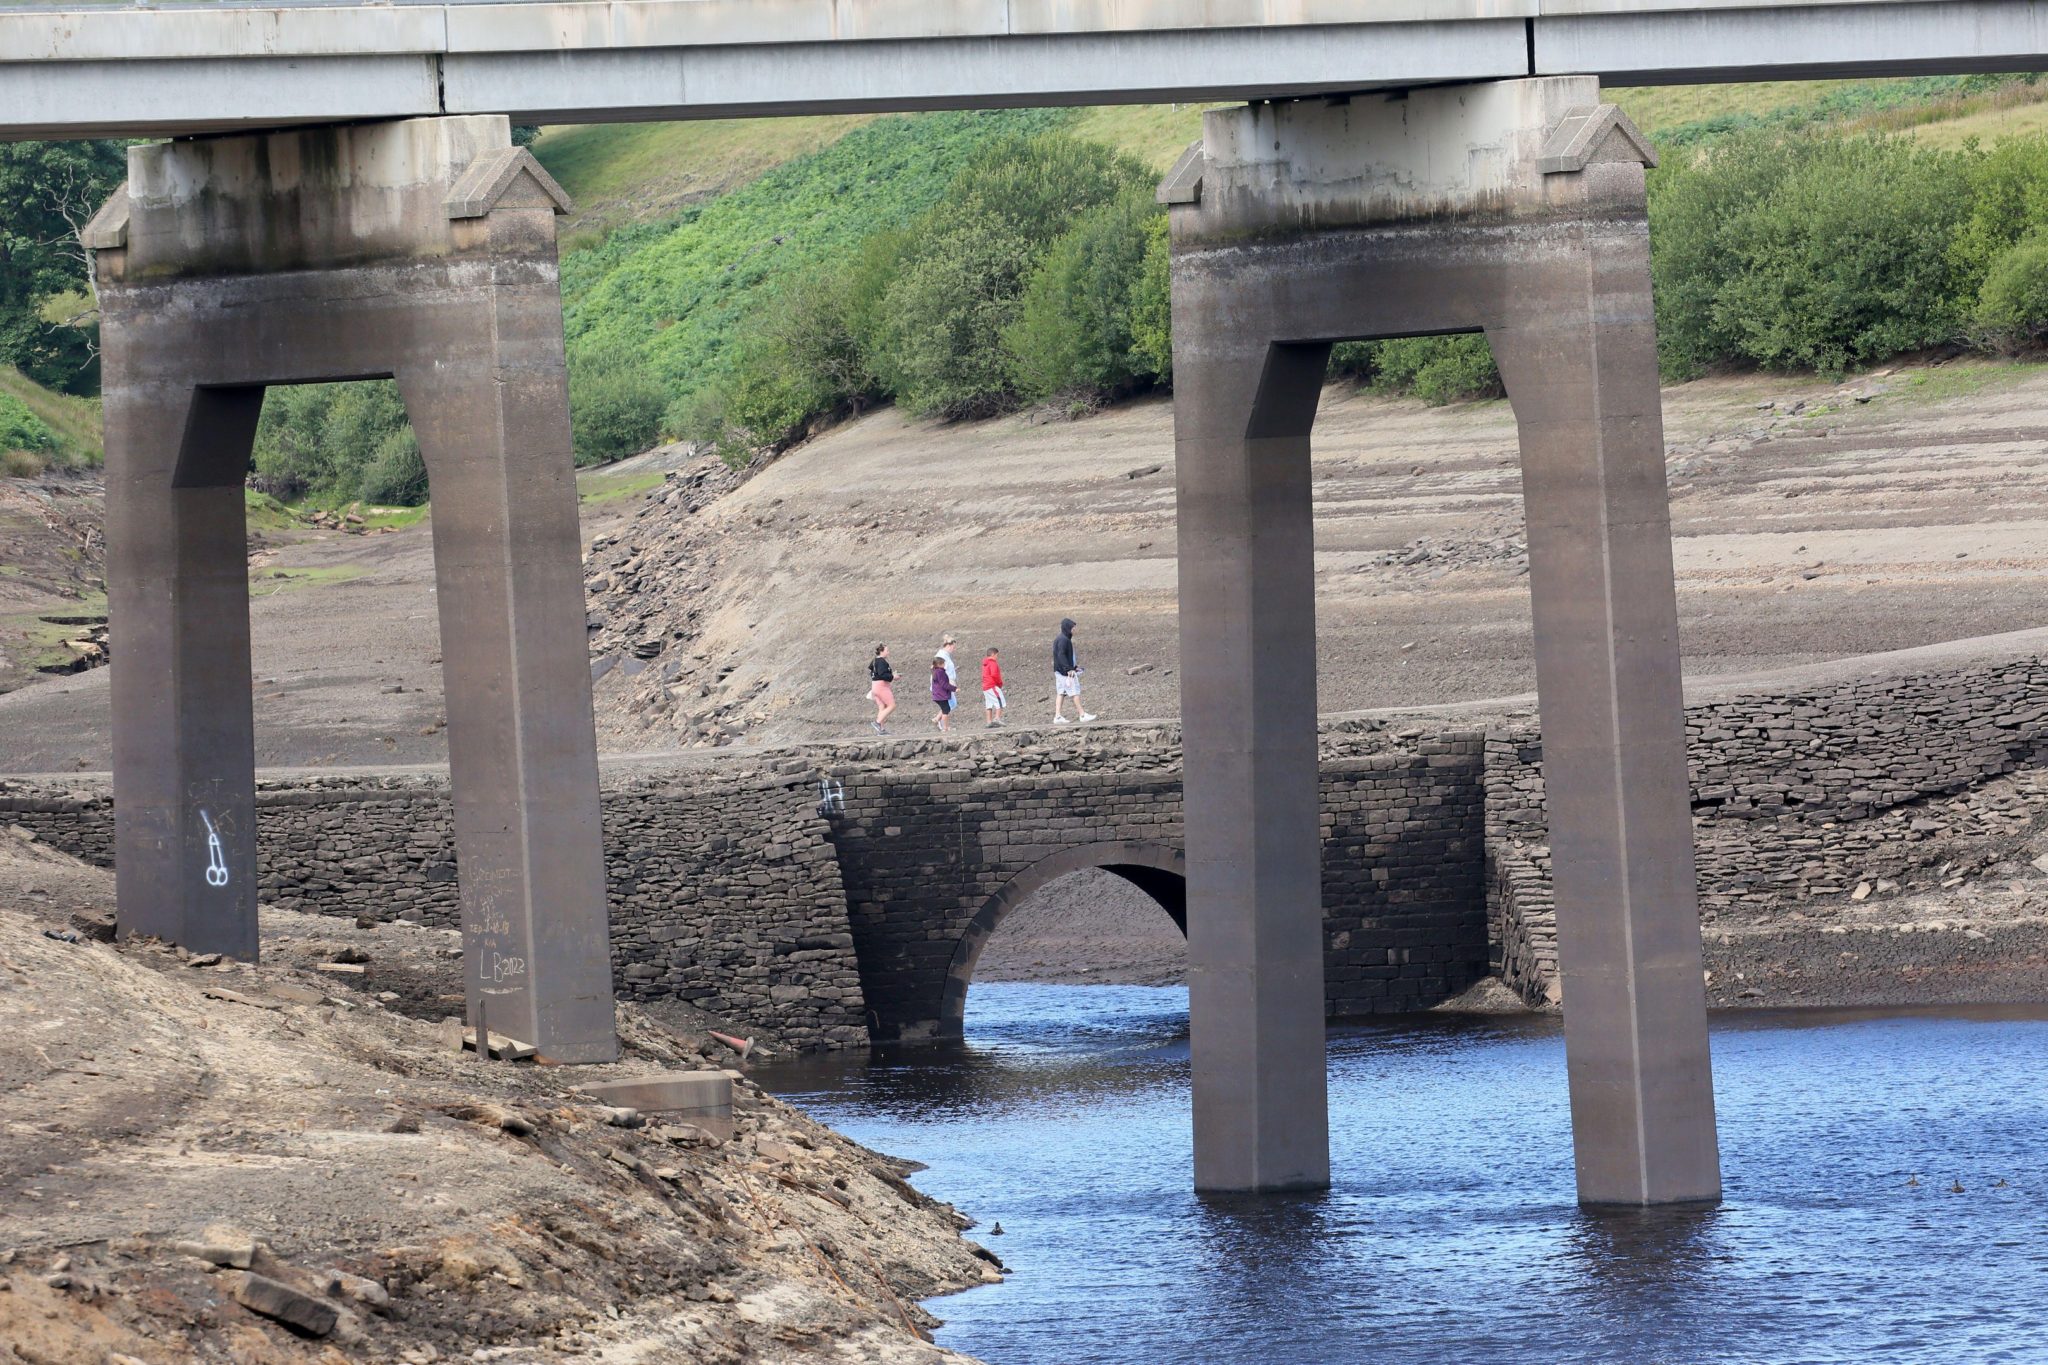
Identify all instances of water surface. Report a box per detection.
[759,985,2048,1365]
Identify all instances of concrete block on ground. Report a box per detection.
[579,1070,733,1116]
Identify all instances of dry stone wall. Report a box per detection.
[824,727,1487,1040]
[12,649,2045,1038]
[0,767,870,1050]
[1486,654,2048,1002]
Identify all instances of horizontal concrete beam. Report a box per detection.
[442,24,1528,125]
[0,56,443,143]
[0,0,2042,140]
[1534,0,2048,83]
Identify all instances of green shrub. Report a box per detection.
[1370,335,1503,404]
[1651,133,1971,378]
[0,390,56,458]
[865,134,1152,419]
[1952,137,2048,295]
[569,343,667,465]
[357,427,429,505]
[251,381,416,504]
[563,109,1071,416]
[868,216,1037,419]
[1322,337,1502,402]
[1974,231,2048,347]
[1004,187,1165,401]
[1327,341,1377,380]
[1127,214,1174,383]
[698,266,881,456]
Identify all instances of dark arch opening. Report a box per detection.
[938,841,1187,1040]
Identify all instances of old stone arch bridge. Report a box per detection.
[823,734,1483,1042]
[933,840,1190,1039]
[10,644,2048,1054]
[1,725,1492,1047]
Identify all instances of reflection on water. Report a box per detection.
[758,985,2048,1365]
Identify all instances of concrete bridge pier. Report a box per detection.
[87,116,618,1062]
[1167,78,1721,1201]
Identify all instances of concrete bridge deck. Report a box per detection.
[4,0,2046,139]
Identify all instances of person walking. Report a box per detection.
[938,633,960,719]
[981,646,1007,727]
[1052,616,1095,724]
[867,643,896,735]
[931,651,956,733]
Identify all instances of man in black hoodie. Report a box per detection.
[1051,616,1095,724]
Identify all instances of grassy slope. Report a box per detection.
[546,80,2047,428]
[0,367,101,467]
[560,108,1072,406]
[535,116,878,246]
[1616,73,2048,147]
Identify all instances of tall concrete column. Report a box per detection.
[1486,188,1722,1206]
[101,379,265,957]
[398,191,615,1062]
[87,116,618,1062]
[1173,333,1333,1193]
[1166,78,1721,1202]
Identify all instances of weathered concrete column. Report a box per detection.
[100,381,265,957]
[1486,191,1722,1206]
[398,182,615,1059]
[1166,77,1720,1202]
[1171,329,1333,1192]
[88,116,618,1062]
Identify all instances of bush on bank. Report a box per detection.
[251,381,425,506]
[687,132,1159,454]
[1648,134,1972,378]
[0,390,57,477]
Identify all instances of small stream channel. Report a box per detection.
[758,984,2048,1365]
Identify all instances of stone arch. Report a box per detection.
[938,841,1188,1039]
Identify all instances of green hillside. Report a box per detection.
[13,75,2048,500]
[559,109,1071,421]
[0,366,100,473]
[534,116,878,247]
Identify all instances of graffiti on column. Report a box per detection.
[200,809,229,887]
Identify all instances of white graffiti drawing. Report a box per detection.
[200,809,230,887]
[487,951,528,985]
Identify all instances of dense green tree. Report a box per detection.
[250,381,422,505]
[1650,133,1971,378]
[0,140,127,394]
[1973,231,2048,347]
[864,134,1151,418]
[1126,214,1174,382]
[1004,186,1165,401]
[1368,335,1503,404]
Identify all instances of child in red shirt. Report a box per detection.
[981,648,1007,728]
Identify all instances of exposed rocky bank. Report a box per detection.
[0,832,1001,1365]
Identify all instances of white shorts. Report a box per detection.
[983,687,1006,709]
[1054,673,1081,697]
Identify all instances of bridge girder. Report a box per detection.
[4,0,2047,141]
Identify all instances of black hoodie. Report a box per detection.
[1053,618,1077,676]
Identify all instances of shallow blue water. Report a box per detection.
[758,985,2048,1365]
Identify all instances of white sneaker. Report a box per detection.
[1079,712,1097,723]
[1053,715,1071,724]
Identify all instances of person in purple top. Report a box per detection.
[930,652,956,733]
